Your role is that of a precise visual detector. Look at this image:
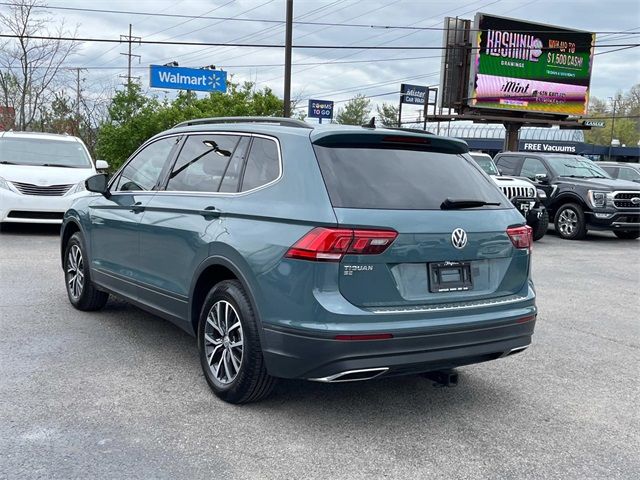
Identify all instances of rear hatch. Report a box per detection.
[311,130,530,309]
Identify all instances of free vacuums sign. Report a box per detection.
[468,13,595,116]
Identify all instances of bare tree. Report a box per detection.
[0,0,78,130]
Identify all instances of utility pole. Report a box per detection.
[74,68,85,134]
[120,24,141,88]
[608,96,617,160]
[283,0,293,117]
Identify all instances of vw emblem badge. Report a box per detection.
[451,228,468,249]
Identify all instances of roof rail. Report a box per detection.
[173,116,313,129]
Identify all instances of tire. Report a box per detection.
[554,203,587,240]
[531,209,549,241]
[64,233,109,311]
[614,231,640,240]
[198,280,276,404]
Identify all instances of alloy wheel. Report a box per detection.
[66,244,85,299]
[557,209,578,236]
[204,300,244,385]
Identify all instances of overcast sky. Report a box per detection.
[7,0,640,117]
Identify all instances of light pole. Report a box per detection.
[283,0,293,117]
[608,96,617,161]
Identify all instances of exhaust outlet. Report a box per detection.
[505,344,529,356]
[310,367,389,383]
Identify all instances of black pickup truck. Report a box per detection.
[494,152,640,240]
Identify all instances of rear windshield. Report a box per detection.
[0,137,91,168]
[314,146,505,210]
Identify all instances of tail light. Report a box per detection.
[285,227,398,262]
[507,225,533,250]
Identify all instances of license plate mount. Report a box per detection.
[428,261,473,293]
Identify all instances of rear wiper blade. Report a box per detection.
[440,198,501,210]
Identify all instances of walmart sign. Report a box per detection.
[149,65,227,93]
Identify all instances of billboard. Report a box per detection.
[468,13,596,116]
[439,17,471,111]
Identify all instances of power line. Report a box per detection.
[1,2,638,35]
[1,33,636,50]
[594,44,640,55]
[25,54,442,71]
[167,0,350,70]
[145,0,236,39]
[253,0,521,85]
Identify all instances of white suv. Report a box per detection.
[469,152,548,240]
[0,131,108,225]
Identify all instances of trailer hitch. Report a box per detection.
[422,369,459,387]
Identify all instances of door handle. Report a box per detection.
[130,202,145,213]
[198,206,221,220]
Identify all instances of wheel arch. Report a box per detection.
[549,192,589,216]
[60,219,82,267]
[189,256,263,338]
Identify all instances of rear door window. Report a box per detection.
[313,146,505,210]
[240,137,280,192]
[495,155,522,175]
[166,135,240,192]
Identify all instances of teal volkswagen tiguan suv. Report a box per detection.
[61,117,536,404]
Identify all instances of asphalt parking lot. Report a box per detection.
[0,226,638,480]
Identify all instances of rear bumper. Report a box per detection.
[261,286,537,380]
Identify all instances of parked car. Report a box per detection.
[0,131,108,226]
[469,152,548,241]
[61,117,537,404]
[597,161,640,183]
[494,152,640,240]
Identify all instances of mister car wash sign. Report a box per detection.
[400,84,428,105]
[149,65,227,93]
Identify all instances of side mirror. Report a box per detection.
[85,174,110,197]
[95,160,109,170]
[498,168,504,175]
[535,173,549,183]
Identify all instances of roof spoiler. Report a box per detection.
[311,131,468,154]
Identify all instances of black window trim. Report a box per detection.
[152,131,283,196]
